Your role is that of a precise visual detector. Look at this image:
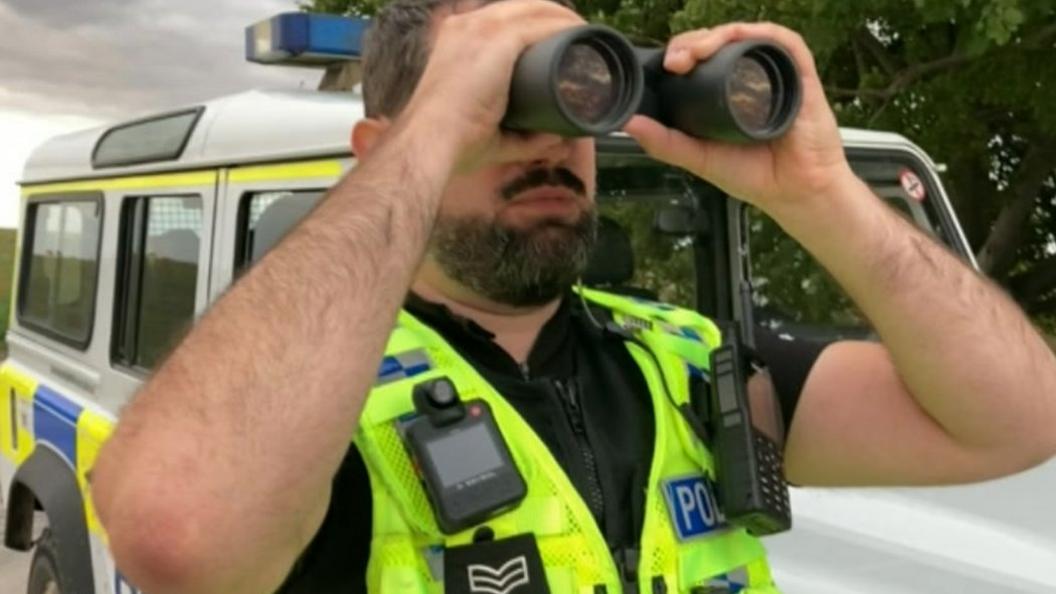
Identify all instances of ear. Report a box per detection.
[351,117,390,158]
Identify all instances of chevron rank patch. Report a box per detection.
[444,533,549,594]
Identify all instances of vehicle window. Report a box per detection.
[113,196,203,369]
[595,159,700,309]
[236,190,325,273]
[234,178,701,310]
[745,154,956,338]
[19,199,102,347]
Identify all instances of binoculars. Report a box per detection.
[503,25,802,143]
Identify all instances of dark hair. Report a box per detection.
[362,0,575,118]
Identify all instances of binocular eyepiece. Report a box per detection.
[502,25,803,143]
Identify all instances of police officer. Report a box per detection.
[90,0,1056,593]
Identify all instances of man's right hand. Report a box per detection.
[397,0,586,172]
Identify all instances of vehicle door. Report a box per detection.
[103,173,219,408]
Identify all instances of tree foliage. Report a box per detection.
[303,0,1056,333]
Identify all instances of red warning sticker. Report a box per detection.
[900,169,927,202]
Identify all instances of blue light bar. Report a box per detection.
[246,13,369,67]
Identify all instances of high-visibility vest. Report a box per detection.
[354,288,780,593]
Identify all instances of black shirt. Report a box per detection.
[276,295,827,593]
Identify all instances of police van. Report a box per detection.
[4,12,1054,594]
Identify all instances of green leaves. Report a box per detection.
[299,0,384,16]
[978,0,1025,45]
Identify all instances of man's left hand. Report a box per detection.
[623,23,854,216]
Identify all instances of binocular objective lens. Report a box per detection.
[557,42,618,125]
[728,55,775,132]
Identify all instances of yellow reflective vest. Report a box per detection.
[353,288,780,593]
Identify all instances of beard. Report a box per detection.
[429,169,598,307]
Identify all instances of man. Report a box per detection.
[90,0,1056,592]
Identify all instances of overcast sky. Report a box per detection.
[0,0,318,227]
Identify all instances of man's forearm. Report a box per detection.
[773,172,1056,458]
[90,119,454,594]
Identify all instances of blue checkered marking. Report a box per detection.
[630,297,679,312]
[377,349,433,385]
[680,327,702,342]
[705,567,748,593]
[663,475,727,540]
[33,384,82,466]
[687,363,709,380]
[658,322,704,345]
[378,358,403,376]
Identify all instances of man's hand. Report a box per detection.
[622,22,855,215]
[627,22,1056,487]
[397,0,585,172]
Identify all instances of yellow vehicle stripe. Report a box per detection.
[21,170,218,196]
[0,363,39,466]
[77,408,116,538]
[228,158,346,183]
[19,157,349,196]
[1,363,117,538]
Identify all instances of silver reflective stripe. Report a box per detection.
[620,314,652,332]
[395,349,431,370]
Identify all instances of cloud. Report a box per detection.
[0,0,316,122]
[3,0,126,28]
[0,112,104,228]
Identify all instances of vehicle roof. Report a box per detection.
[20,89,363,185]
[20,88,924,185]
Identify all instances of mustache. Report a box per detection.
[500,167,587,202]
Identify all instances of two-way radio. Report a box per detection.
[706,334,792,536]
[575,290,792,537]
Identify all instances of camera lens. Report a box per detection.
[727,55,776,132]
[557,41,618,125]
[429,378,458,407]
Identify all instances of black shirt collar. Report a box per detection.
[404,292,576,379]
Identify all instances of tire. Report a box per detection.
[27,529,64,594]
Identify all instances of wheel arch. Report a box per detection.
[5,444,96,593]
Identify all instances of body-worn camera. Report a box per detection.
[401,378,527,534]
[502,25,802,143]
